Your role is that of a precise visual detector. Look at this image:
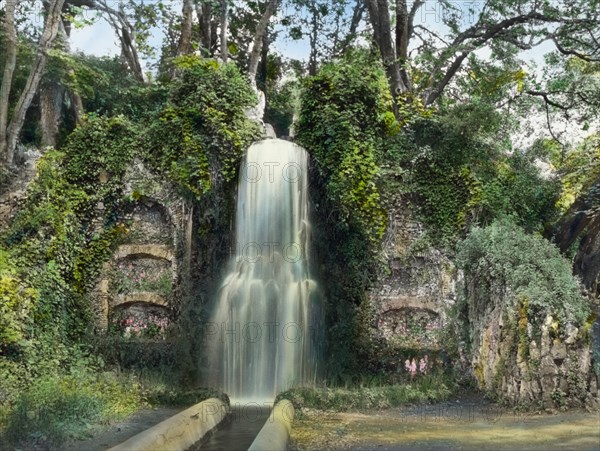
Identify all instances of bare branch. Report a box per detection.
[552,36,600,62]
[413,24,450,46]
[526,90,574,111]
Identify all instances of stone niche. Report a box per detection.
[378,307,444,349]
[92,159,188,337]
[97,241,176,338]
[124,203,174,246]
[369,197,456,375]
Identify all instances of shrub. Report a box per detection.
[457,219,590,327]
[143,57,261,198]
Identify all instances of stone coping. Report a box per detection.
[112,292,169,308]
[248,399,295,451]
[108,398,228,451]
[378,295,442,314]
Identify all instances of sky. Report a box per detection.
[67,1,554,67]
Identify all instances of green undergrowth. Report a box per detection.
[0,58,259,449]
[457,219,590,329]
[0,358,141,448]
[277,371,457,413]
[0,365,225,449]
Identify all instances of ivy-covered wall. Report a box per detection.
[0,58,261,417]
[457,220,598,408]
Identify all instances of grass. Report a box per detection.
[0,363,224,449]
[0,370,142,449]
[277,371,458,413]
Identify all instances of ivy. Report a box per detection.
[386,102,560,246]
[143,57,261,198]
[297,51,391,244]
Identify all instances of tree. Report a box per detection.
[365,0,600,114]
[93,0,148,83]
[247,0,279,83]
[1,0,66,165]
[176,0,194,57]
[220,0,228,62]
[0,0,18,161]
[287,0,360,76]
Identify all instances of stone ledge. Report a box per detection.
[378,295,441,314]
[113,292,169,308]
[115,244,174,261]
[109,398,228,451]
[248,399,295,451]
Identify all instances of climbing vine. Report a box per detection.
[143,57,261,199]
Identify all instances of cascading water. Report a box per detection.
[207,138,322,402]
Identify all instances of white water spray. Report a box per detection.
[207,138,322,401]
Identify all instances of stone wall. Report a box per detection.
[91,159,191,336]
[369,196,456,371]
[469,298,599,409]
[0,149,41,232]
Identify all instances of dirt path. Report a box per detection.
[61,406,181,451]
[290,396,600,451]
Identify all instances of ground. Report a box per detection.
[290,395,600,451]
[59,394,600,451]
[62,406,181,451]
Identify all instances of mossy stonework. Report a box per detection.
[368,195,457,373]
[458,221,599,408]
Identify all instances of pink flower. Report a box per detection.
[405,359,417,377]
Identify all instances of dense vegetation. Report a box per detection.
[0,58,258,447]
[0,0,599,446]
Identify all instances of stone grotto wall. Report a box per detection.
[369,196,457,374]
[466,285,599,409]
[91,159,192,339]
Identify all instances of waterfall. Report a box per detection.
[207,138,322,402]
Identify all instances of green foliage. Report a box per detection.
[0,273,37,346]
[457,219,590,327]
[144,57,261,198]
[0,47,263,448]
[297,51,391,243]
[552,134,600,213]
[386,102,560,245]
[265,78,300,137]
[296,51,431,379]
[277,371,456,412]
[62,115,138,193]
[0,115,141,441]
[1,364,141,448]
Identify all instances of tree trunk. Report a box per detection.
[247,0,278,82]
[176,0,194,56]
[119,25,145,83]
[40,8,74,148]
[5,0,66,165]
[69,84,85,124]
[338,0,366,55]
[198,1,213,56]
[395,0,412,90]
[308,1,319,76]
[95,1,145,83]
[365,0,408,115]
[0,0,18,163]
[220,0,228,62]
[40,82,65,148]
